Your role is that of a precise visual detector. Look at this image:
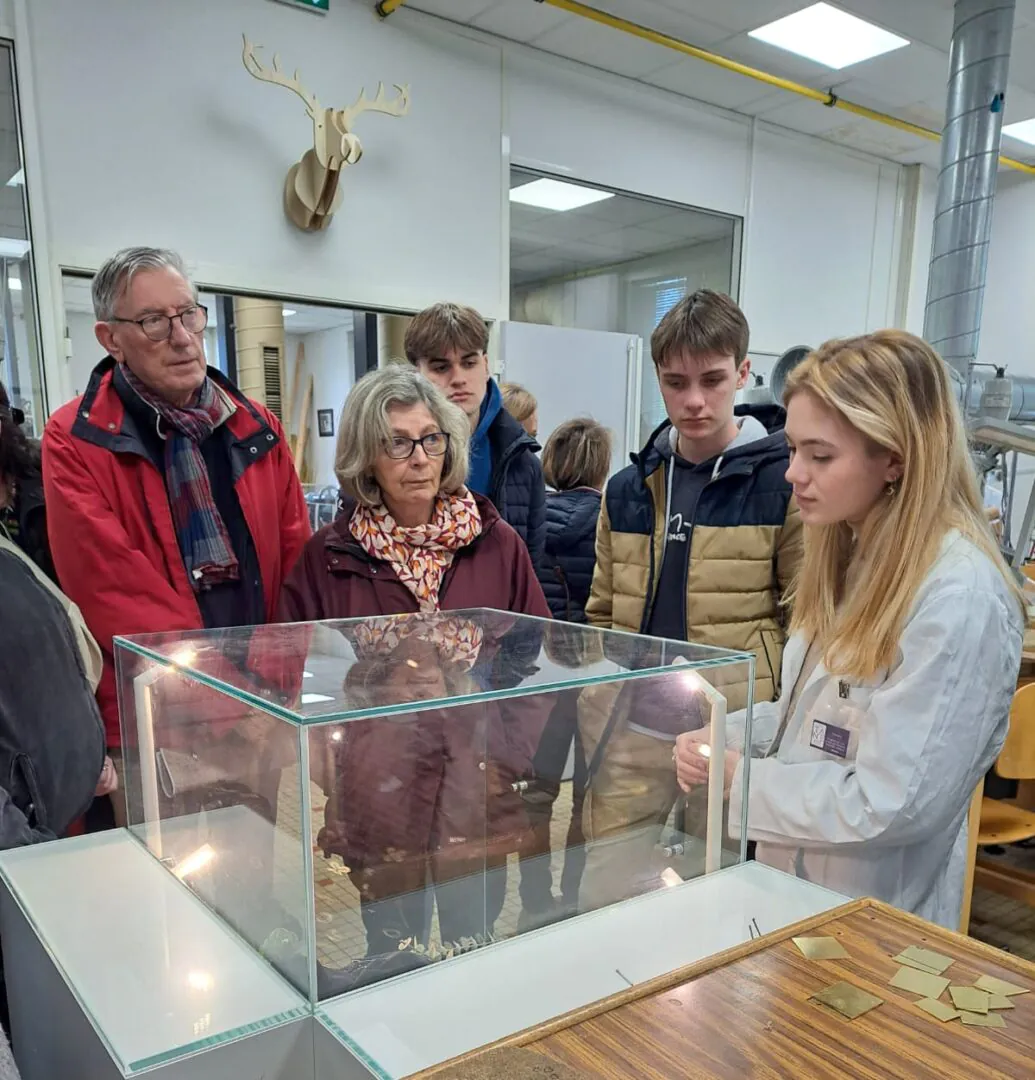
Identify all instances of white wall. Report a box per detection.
[288,324,354,489]
[19,0,503,401]
[17,0,918,423]
[505,50,906,359]
[64,310,98,398]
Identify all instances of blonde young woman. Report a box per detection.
[674,330,1024,929]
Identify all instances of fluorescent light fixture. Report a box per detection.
[7,278,20,291]
[749,3,908,70]
[509,178,614,212]
[282,308,297,317]
[5,168,22,187]
[1003,118,1035,146]
[301,692,334,705]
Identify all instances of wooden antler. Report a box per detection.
[242,35,319,116]
[338,82,411,131]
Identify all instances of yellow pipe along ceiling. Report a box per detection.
[541,0,1035,176]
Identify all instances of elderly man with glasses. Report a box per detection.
[43,247,310,822]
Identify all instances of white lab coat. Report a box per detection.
[726,530,1023,929]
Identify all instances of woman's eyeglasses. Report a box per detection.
[385,432,450,459]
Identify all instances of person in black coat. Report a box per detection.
[537,418,612,622]
[404,303,546,568]
[0,381,53,582]
[520,418,612,929]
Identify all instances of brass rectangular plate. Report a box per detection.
[889,966,951,999]
[793,936,849,961]
[810,981,884,1020]
[949,986,990,1014]
[916,998,960,1023]
[894,954,943,975]
[986,994,1015,1010]
[974,974,1030,998]
[895,946,953,975]
[959,1010,1006,1028]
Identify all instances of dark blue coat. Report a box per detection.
[487,408,546,570]
[536,488,601,623]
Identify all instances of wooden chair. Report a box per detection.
[972,683,1035,909]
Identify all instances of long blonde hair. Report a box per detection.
[785,329,1023,678]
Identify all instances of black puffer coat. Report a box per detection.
[536,488,601,623]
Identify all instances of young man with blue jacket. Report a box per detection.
[580,289,802,908]
[406,303,546,568]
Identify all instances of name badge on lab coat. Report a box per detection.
[809,720,850,759]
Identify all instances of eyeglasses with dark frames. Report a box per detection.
[110,304,209,342]
[385,432,450,460]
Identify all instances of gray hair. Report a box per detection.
[91,247,196,320]
[335,366,471,507]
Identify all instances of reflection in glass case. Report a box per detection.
[114,610,755,1004]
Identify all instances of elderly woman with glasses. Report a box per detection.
[281,365,548,622]
[280,367,551,971]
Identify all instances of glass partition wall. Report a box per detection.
[0,40,44,434]
[508,167,741,450]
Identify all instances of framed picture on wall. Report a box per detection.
[317,409,335,437]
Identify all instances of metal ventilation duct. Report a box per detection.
[923,0,1015,377]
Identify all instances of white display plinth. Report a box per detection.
[317,862,849,1078]
[0,830,310,1079]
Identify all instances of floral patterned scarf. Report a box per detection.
[349,491,481,611]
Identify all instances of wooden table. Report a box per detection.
[417,898,1035,1080]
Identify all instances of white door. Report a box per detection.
[499,321,642,479]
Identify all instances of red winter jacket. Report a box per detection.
[43,359,311,747]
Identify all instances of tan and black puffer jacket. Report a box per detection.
[586,406,802,711]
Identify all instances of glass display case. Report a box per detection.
[114,609,756,1005]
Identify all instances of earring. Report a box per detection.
[886,479,900,497]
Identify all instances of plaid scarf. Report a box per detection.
[349,491,481,611]
[121,366,240,590]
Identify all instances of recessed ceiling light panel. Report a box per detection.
[749,2,909,70]
[1003,118,1035,147]
[509,178,614,212]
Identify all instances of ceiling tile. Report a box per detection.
[587,0,735,48]
[645,56,782,110]
[511,251,574,274]
[574,198,678,227]
[1003,85,1035,126]
[820,118,936,160]
[642,212,734,240]
[407,0,496,22]
[471,2,571,42]
[835,0,954,52]
[753,97,855,135]
[889,141,945,170]
[648,1,810,36]
[585,224,692,256]
[832,42,949,112]
[510,236,549,257]
[1009,25,1035,94]
[527,15,675,78]
[513,209,622,244]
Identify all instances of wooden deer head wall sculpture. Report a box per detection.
[242,34,410,232]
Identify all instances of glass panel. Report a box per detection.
[0,42,45,433]
[114,630,312,999]
[0,831,307,1076]
[507,166,740,450]
[115,610,753,1005]
[317,863,849,1078]
[116,611,751,724]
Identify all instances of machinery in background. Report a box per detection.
[770,345,1035,570]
